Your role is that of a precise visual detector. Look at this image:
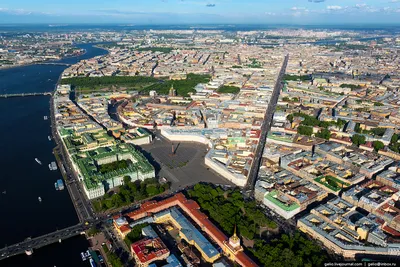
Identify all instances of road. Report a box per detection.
[50,94,95,223]
[245,54,289,192]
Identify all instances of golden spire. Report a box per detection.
[232,225,239,242]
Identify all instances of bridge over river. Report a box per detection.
[0,92,52,98]
[0,223,91,260]
[36,62,71,67]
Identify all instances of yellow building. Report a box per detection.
[154,208,221,263]
[222,226,244,261]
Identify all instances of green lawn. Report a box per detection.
[61,73,211,97]
[267,133,293,143]
[76,82,156,94]
[217,85,240,94]
[315,175,350,192]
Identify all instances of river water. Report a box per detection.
[0,44,107,267]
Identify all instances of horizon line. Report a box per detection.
[1,22,400,26]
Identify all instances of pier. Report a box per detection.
[0,92,52,98]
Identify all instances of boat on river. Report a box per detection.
[49,162,57,171]
[55,179,64,190]
[25,249,33,256]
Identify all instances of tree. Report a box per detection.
[336,118,347,128]
[217,86,240,94]
[374,102,384,106]
[146,185,160,196]
[111,194,123,207]
[390,143,400,153]
[391,134,399,144]
[125,223,149,247]
[371,127,386,137]
[372,141,385,152]
[297,125,313,136]
[87,226,100,237]
[354,123,362,133]
[107,251,124,267]
[351,134,366,146]
[123,176,131,185]
[287,114,294,123]
[316,129,331,140]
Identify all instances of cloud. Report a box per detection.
[291,7,307,11]
[0,8,33,15]
[327,5,343,10]
[355,3,367,9]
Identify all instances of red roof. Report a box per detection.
[131,238,169,264]
[119,225,131,233]
[236,251,259,267]
[382,225,400,237]
[125,193,258,267]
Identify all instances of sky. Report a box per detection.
[1,0,400,24]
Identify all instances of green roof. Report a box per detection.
[265,190,300,212]
[75,144,154,190]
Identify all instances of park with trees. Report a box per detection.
[351,134,366,146]
[339,84,362,90]
[99,159,131,174]
[102,243,123,267]
[372,141,385,152]
[92,177,170,212]
[250,232,328,267]
[136,47,174,53]
[297,125,313,137]
[316,128,332,140]
[61,73,211,97]
[144,73,211,96]
[217,85,241,94]
[61,76,158,88]
[390,134,400,153]
[288,113,347,130]
[187,183,327,266]
[283,74,312,82]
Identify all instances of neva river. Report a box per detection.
[0,44,107,267]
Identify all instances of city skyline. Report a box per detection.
[1,5,400,265]
[1,0,400,24]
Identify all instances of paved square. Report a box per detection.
[140,138,234,190]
